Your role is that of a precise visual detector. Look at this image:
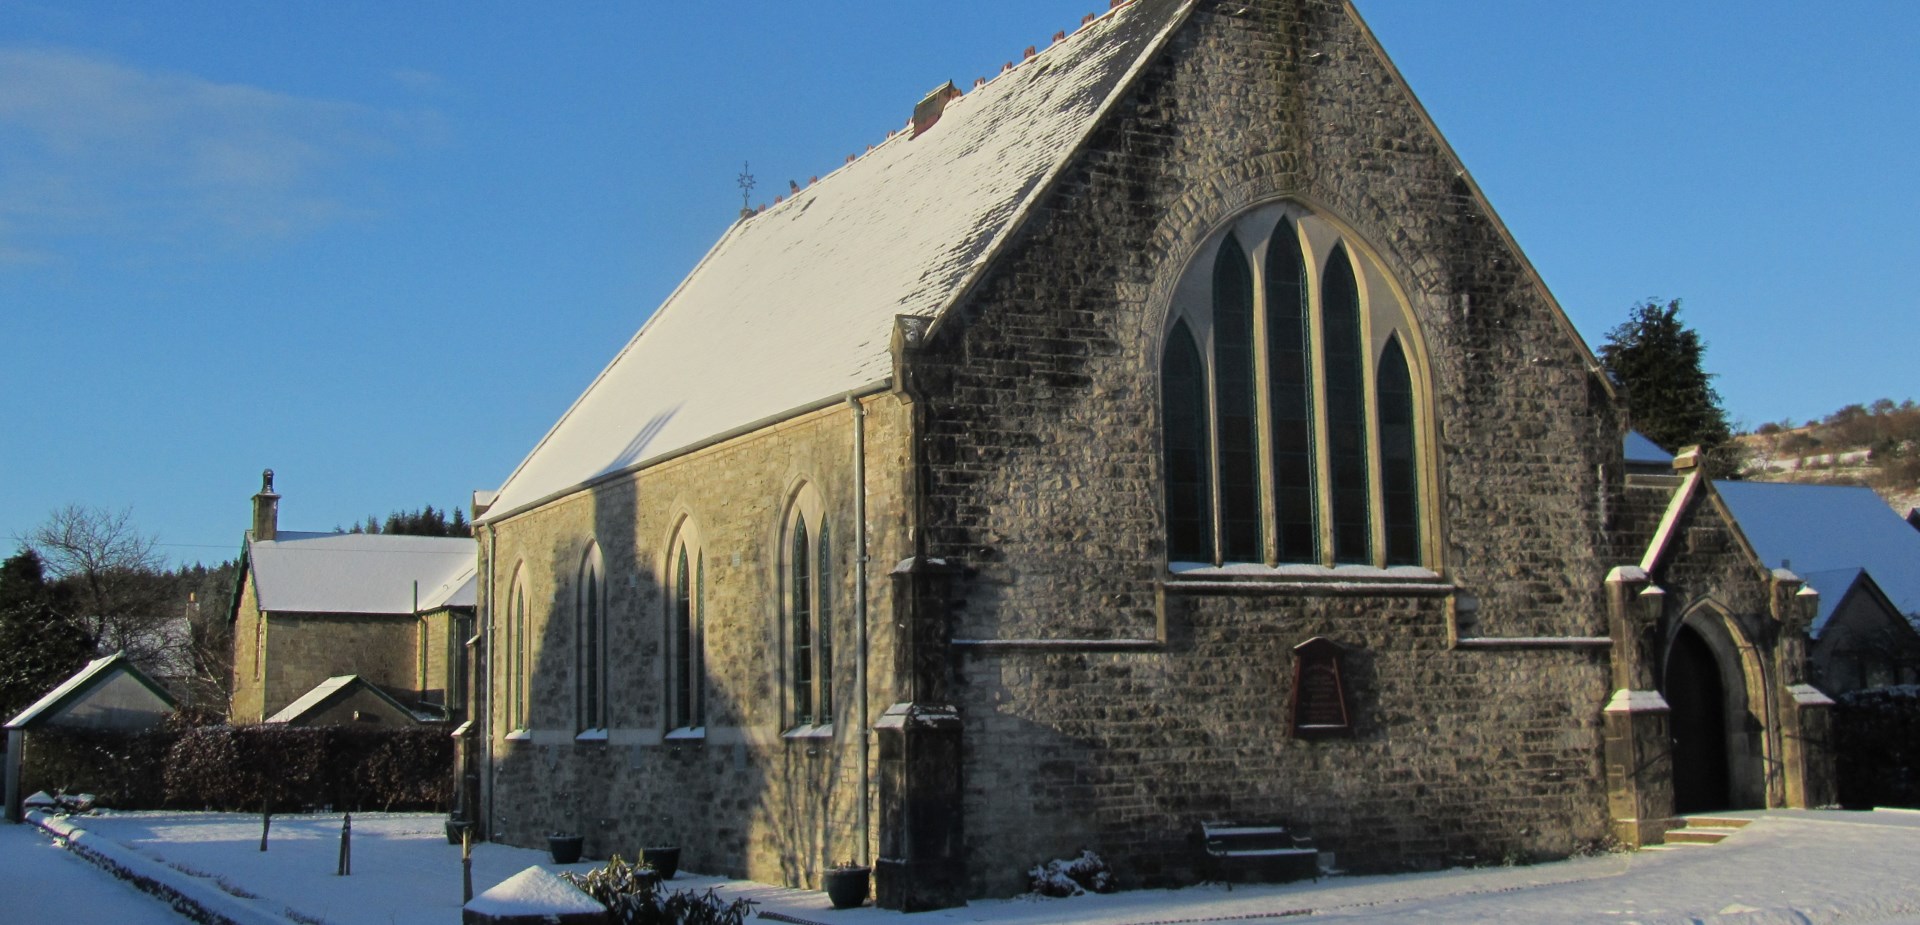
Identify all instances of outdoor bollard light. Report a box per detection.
[337,813,352,876]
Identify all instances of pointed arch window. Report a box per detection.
[784,487,835,730]
[1161,206,1429,570]
[576,544,606,735]
[1377,336,1421,566]
[504,568,531,735]
[667,526,705,733]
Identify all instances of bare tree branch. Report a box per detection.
[18,504,182,672]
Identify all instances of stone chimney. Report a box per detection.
[911,82,962,139]
[252,469,280,542]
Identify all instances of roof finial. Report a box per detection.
[737,161,757,219]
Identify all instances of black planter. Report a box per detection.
[642,846,680,880]
[824,866,871,909]
[547,834,585,865]
[445,819,473,846]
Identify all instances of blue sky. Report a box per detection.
[2,1,1916,566]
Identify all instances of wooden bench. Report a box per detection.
[1199,821,1320,889]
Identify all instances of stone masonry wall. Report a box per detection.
[1646,493,1772,638]
[1813,590,1920,693]
[231,575,266,722]
[231,569,462,723]
[914,0,1622,893]
[420,608,469,711]
[479,395,911,888]
[1641,488,1780,811]
[263,612,420,720]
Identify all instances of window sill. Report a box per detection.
[664,726,706,743]
[1166,562,1452,595]
[503,728,532,743]
[574,728,609,744]
[782,723,835,741]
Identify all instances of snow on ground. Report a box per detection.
[19,808,1920,924]
[0,821,195,925]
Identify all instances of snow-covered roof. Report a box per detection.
[479,0,1192,524]
[5,652,177,730]
[248,532,478,615]
[264,675,427,725]
[1715,481,1920,629]
[1624,431,1673,467]
[417,562,477,612]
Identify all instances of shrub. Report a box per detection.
[1835,686,1920,809]
[562,856,755,925]
[20,722,182,809]
[1027,849,1115,897]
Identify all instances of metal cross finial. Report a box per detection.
[737,161,757,213]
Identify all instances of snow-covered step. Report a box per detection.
[1680,816,1752,830]
[1658,814,1752,847]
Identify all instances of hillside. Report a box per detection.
[1735,399,1920,516]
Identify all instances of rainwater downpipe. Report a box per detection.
[484,522,498,840]
[414,581,424,696]
[846,392,871,866]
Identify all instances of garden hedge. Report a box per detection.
[1833,685,1920,810]
[20,720,451,812]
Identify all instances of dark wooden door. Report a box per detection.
[1667,626,1731,814]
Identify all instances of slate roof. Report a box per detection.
[1715,480,1920,631]
[1624,431,1673,468]
[248,532,478,615]
[1797,568,1877,638]
[5,653,177,730]
[479,0,1193,524]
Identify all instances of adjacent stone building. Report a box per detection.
[1711,480,1920,696]
[230,472,476,726]
[467,0,1835,906]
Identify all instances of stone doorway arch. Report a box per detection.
[1662,604,1768,813]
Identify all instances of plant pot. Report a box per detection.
[824,866,871,910]
[445,819,473,845]
[641,845,680,880]
[547,834,585,865]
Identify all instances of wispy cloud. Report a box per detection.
[0,46,440,262]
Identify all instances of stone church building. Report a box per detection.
[467,0,1834,907]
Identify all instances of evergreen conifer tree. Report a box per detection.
[0,549,95,720]
[1600,298,1738,476]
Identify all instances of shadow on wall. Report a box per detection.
[492,405,876,888]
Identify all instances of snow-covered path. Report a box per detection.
[18,808,1920,924]
[0,822,193,924]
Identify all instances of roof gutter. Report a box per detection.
[478,379,892,528]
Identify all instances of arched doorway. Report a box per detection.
[1666,624,1731,813]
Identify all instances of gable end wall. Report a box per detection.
[915,0,1620,891]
